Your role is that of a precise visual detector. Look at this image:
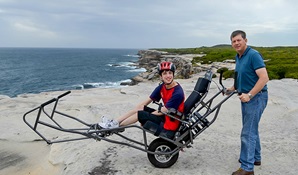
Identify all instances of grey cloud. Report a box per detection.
[0,0,298,48]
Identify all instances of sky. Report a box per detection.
[0,0,298,49]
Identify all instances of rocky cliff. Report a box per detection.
[122,49,235,85]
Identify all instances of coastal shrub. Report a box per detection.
[285,72,298,79]
[267,71,280,80]
[216,67,234,79]
[223,70,234,79]
[217,67,229,73]
[274,66,286,79]
[156,46,298,80]
[267,64,298,79]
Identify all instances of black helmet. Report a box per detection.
[157,61,176,75]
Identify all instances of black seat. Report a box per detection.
[171,77,212,143]
[143,121,175,139]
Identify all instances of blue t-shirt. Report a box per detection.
[235,46,268,93]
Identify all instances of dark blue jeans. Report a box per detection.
[240,91,268,171]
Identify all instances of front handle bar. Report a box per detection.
[40,91,71,107]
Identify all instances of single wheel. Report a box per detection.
[147,138,179,168]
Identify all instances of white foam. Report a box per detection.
[124,54,140,58]
[127,68,147,72]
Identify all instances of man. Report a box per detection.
[99,61,185,138]
[228,30,269,175]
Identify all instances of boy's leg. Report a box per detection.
[119,113,139,126]
[138,108,164,125]
[119,105,162,126]
[116,105,146,124]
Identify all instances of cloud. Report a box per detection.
[0,0,298,48]
[13,21,57,38]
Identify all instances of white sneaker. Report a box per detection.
[98,116,108,128]
[106,119,119,128]
[98,116,119,129]
[99,116,108,124]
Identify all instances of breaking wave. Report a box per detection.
[73,79,133,90]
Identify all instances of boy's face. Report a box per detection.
[161,70,174,84]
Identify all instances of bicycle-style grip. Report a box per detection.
[58,91,71,99]
[41,98,56,107]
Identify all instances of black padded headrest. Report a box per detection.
[194,77,210,93]
[184,78,210,115]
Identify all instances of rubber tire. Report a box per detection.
[147,138,179,168]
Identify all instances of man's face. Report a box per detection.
[231,34,247,54]
[161,70,174,84]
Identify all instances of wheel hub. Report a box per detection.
[154,145,173,163]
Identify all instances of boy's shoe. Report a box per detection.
[99,116,108,124]
[98,116,119,129]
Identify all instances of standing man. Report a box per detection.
[228,30,269,175]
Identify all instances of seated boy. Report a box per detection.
[98,61,185,137]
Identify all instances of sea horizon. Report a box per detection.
[0,48,146,97]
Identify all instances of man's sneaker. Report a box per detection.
[98,117,119,129]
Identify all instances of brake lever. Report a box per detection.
[153,101,163,112]
[158,103,163,112]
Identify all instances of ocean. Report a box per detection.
[0,48,146,97]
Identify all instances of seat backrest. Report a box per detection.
[184,77,210,116]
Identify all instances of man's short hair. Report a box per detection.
[230,30,246,41]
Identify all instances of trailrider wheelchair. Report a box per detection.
[23,70,237,168]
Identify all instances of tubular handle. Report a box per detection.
[40,91,71,107]
[218,70,226,92]
[58,91,71,98]
[219,70,223,87]
[41,98,56,107]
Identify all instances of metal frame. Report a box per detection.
[23,72,237,156]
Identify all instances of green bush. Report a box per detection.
[286,72,298,79]
[155,46,298,80]
[217,67,229,73]
[216,67,234,79]
[223,70,234,79]
[267,64,298,79]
